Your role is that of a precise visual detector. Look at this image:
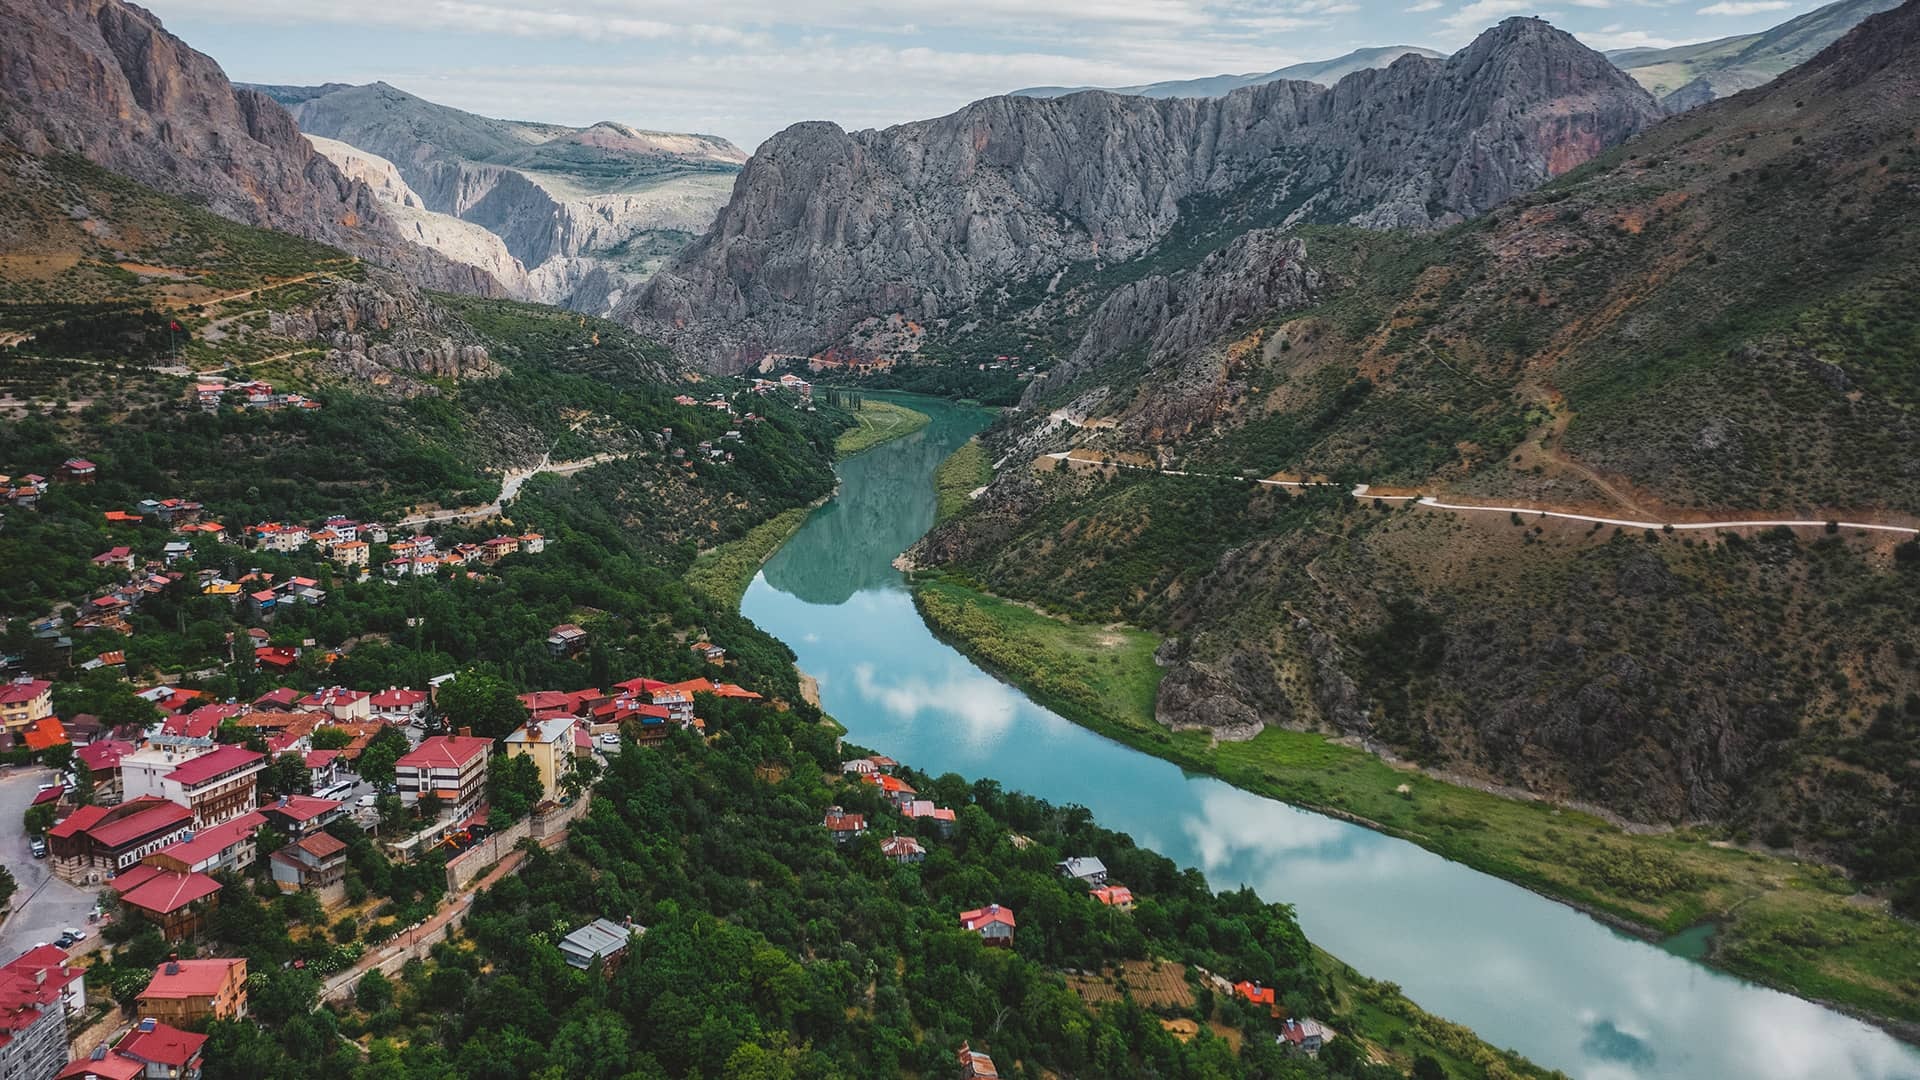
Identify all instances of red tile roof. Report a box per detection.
[114,1020,207,1067]
[138,958,243,999]
[254,687,300,707]
[1233,980,1277,1008]
[164,745,264,787]
[1092,885,1134,907]
[115,867,222,915]
[0,679,50,706]
[76,739,136,773]
[22,717,67,751]
[302,749,340,769]
[31,784,65,807]
[395,735,490,771]
[262,795,341,823]
[47,804,109,840]
[959,905,1016,931]
[369,687,428,708]
[291,831,347,858]
[88,800,192,849]
[57,1052,143,1080]
[152,812,263,865]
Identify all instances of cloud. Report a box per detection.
[1697,0,1789,12]
[1407,0,1443,9]
[1440,0,1541,32]
[1576,25,1684,47]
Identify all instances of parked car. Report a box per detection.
[63,927,86,942]
[356,794,377,809]
[53,933,74,948]
[29,838,47,858]
[600,733,620,746]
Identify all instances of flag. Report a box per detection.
[169,321,182,332]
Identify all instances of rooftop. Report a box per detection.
[139,958,244,999]
[396,734,491,771]
[115,867,221,915]
[164,744,265,787]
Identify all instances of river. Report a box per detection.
[740,395,1920,1080]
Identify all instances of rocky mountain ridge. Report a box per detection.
[0,0,504,298]
[1011,45,1445,100]
[1609,0,1902,109]
[626,18,1661,371]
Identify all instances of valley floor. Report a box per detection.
[910,574,1920,1040]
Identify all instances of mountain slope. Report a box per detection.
[915,0,1920,936]
[1611,0,1902,108]
[628,18,1660,371]
[252,81,747,314]
[1011,45,1444,99]
[0,0,502,297]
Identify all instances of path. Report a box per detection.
[0,770,104,961]
[322,847,527,1000]
[1041,452,1920,537]
[397,451,628,528]
[159,264,354,311]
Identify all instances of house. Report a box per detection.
[822,806,867,845]
[141,811,265,876]
[958,904,1015,946]
[259,794,343,838]
[159,541,190,565]
[57,458,98,483]
[48,798,194,884]
[880,834,925,864]
[103,510,143,525]
[268,831,348,902]
[1277,1018,1328,1056]
[368,687,429,724]
[136,958,247,1025]
[299,687,370,722]
[1057,856,1108,887]
[546,623,589,657]
[93,547,136,571]
[1090,885,1135,910]
[0,946,82,1080]
[3,946,87,1020]
[1233,980,1279,1018]
[302,751,343,792]
[863,772,917,810]
[690,641,726,664]
[779,373,812,397]
[76,739,137,803]
[840,758,878,777]
[254,645,299,671]
[21,717,68,753]
[157,745,265,827]
[956,1043,1000,1080]
[480,535,520,564]
[252,686,300,711]
[330,540,370,569]
[59,1018,207,1080]
[394,735,491,813]
[519,533,545,554]
[0,677,53,734]
[504,716,577,804]
[111,864,223,940]
[903,800,957,837]
[558,918,640,973]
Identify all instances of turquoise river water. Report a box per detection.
[740,395,1920,1080]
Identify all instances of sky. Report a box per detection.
[142,0,1833,150]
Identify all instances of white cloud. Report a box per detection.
[1697,0,1790,12]
[1567,0,1612,7]
[1576,25,1684,47]
[1407,0,1443,9]
[1440,0,1542,32]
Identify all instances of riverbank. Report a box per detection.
[933,437,992,523]
[833,398,931,457]
[687,506,816,608]
[911,574,1920,1039]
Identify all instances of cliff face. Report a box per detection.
[0,0,502,296]
[628,18,1659,370]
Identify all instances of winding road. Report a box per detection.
[1040,451,1920,537]
[397,451,629,528]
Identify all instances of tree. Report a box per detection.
[1412,1054,1448,1080]
[311,726,354,751]
[356,969,395,1013]
[356,727,412,789]
[437,669,527,741]
[490,754,544,826]
[261,753,311,798]
[23,803,55,836]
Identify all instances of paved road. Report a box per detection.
[1041,452,1920,537]
[397,452,629,529]
[0,770,104,961]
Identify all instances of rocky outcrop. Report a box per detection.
[267,273,493,387]
[0,0,504,297]
[628,18,1659,369]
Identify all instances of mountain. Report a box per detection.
[627,18,1660,371]
[915,0,1920,925]
[1011,45,1444,100]
[0,0,503,297]
[249,81,748,315]
[1609,0,1902,108]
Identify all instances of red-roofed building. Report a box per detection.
[103,510,143,525]
[880,834,926,864]
[112,866,223,940]
[822,806,867,844]
[268,831,348,900]
[298,687,369,722]
[136,957,247,1025]
[302,750,342,790]
[395,736,491,813]
[142,812,265,876]
[1090,885,1135,910]
[1233,980,1279,1017]
[21,716,68,752]
[546,623,589,657]
[253,687,300,711]
[58,458,97,483]
[92,546,135,570]
[49,798,193,884]
[254,646,299,671]
[61,1018,207,1080]
[0,678,53,735]
[957,1042,1000,1080]
[368,687,429,723]
[159,746,265,827]
[0,945,84,1080]
[160,703,239,740]
[259,794,343,838]
[958,904,1016,945]
[76,738,136,804]
[863,772,918,810]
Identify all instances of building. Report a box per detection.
[956,1042,1000,1080]
[330,540,369,569]
[57,458,97,483]
[2,945,86,1020]
[49,798,194,884]
[1233,980,1279,1018]
[111,865,222,941]
[58,1018,207,1080]
[258,794,344,838]
[958,904,1016,946]
[76,739,136,804]
[880,835,925,864]
[158,745,265,827]
[368,687,429,724]
[136,958,248,1025]
[690,641,726,664]
[504,717,577,803]
[821,806,867,845]
[546,623,589,657]
[1277,1017,1328,1056]
[0,677,53,734]
[1090,885,1135,910]
[140,812,263,877]
[298,687,370,722]
[903,800,957,838]
[268,832,348,902]
[1057,856,1108,887]
[0,947,80,1080]
[394,735,491,813]
[558,918,639,974]
[93,546,136,571]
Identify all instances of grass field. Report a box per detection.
[913,575,1920,1032]
[834,399,931,457]
[685,507,814,608]
[933,437,993,523]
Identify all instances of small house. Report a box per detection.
[880,835,925,864]
[958,904,1015,946]
[822,806,866,845]
[546,623,589,657]
[558,918,641,974]
[1233,980,1279,1018]
[1057,856,1108,887]
[957,1043,999,1080]
[1277,1018,1328,1056]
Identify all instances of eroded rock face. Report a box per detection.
[627,18,1659,369]
[0,0,503,296]
[268,276,493,385]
